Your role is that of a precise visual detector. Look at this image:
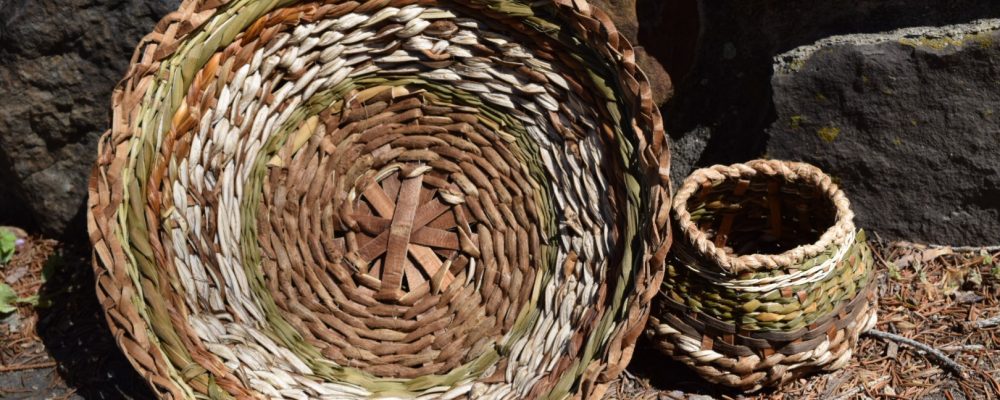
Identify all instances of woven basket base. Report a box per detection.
[647,284,877,392]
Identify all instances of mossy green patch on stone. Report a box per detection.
[976,35,995,49]
[789,59,807,71]
[899,36,965,50]
[790,115,804,129]
[899,31,999,51]
[817,126,841,143]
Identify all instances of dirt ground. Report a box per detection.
[2,230,999,399]
[0,232,151,400]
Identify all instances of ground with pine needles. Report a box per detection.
[2,232,999,399]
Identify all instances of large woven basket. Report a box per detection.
[646,160,877,391]
[87,0,672,399]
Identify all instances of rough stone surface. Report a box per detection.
[768,21,1000,245]
[666,126,710,188]
[652,0,1000,245]
[0,0,180,235]
[659,0,1000,180]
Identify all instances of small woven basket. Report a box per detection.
[646,160,877,391]
[87,0,672,399]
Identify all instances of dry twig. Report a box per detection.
[0,361,57,373]
[929,244,1000,252]
[970,315,1000,330]
[939,344,986,353]
[865,329,967,379]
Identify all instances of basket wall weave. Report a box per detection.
[646,160,877,391]
[87,0,671,399]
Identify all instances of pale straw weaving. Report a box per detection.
[87,1,672,398]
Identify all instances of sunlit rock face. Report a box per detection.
[649,0,1000,245]
[769,21,1000,245]
[0,0,180,235]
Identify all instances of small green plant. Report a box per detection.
[0,229,16,264]
[983,250,1000,281]
[0,282,39,314]
[0,283,20,314]
[887,263,903,281]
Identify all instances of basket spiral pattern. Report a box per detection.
[87,0,671,399]
[646,160,877,391]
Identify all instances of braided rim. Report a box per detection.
[87,0,672,399]
[672,160,854,274]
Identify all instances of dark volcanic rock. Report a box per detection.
[768,21,1000,245]
[655,0,1000,185]
[0,0,179,235]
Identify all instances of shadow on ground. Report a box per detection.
[35,231,153,400]
[625,337,774,398]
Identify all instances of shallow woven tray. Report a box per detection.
[87,0,671,399]
[646,160,877,391]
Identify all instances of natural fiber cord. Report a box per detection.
[646,160,877,391]
[87,1,671,399]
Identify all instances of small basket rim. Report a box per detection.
[672,159,855,274]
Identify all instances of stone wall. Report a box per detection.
[0,0,179,236]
